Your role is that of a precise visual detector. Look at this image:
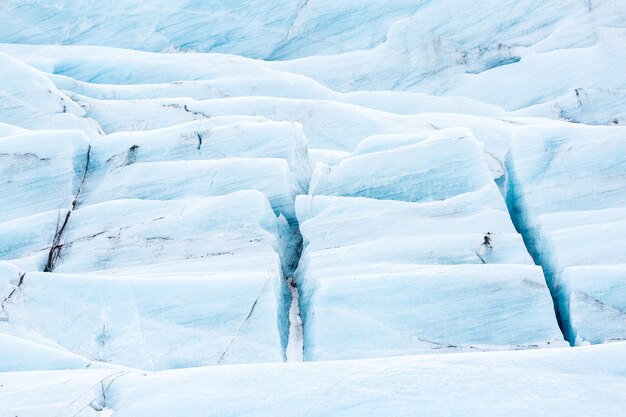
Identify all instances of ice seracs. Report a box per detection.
[296,129,564,360]
[507,123,626,345]
[0,193,293,369]
[1,1,625,412]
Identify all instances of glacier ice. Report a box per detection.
[507,124,626,344]
[1,193,293,369]
[1,1,625,414]
[0,53,101,135]
[296,130,563,360]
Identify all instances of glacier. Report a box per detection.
[1,1,626,415]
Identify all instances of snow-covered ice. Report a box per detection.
[3,342,626,417]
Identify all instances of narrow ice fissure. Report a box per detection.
[217,275,271,364]
[0,272,26,321]
[43,145,92,272]
[280,222,304,362]
[51,370,130,417]
[286,277,304,362]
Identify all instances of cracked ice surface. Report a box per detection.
[507,124,626,345]
[0,1,625,413]
[0,114,308,370]
[296,129,564,360]
[0,193,292,370]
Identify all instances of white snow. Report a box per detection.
[2,343,626,417]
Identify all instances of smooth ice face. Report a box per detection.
[508,124,626,221]
[80,159,301,224]
[309,133,494,202]
[0,122,26,137]
[0,210,62,270]
[3,271,285,370]
[536,214,626,276]
[561,266,626,345]
[54,192,287,274]
[295,133,561,360]
[507,123,626,344]
[303,265,563,361]
[88,119,311,190]
[0,130,89,222]
[2,264,91,371]
[0,333,91,372]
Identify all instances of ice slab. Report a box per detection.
[0,53,101,135]
[2,270,286,370]
[54,192,289,275]
[0,129,89,223]
[0,210,62,271]
[80,159,302,224]
[296,190,533,273]
[507,124,626,344]
[89,119,311,191]
[301,264,563,361]
[561,265,626,345]
[294,131,558,359]
[309,133,494,202]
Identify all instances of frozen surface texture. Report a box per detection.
[1,1,625,415]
